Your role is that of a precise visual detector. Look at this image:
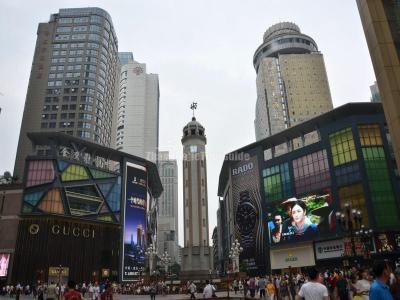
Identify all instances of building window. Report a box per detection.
[26,160,55,187]
[329,128,357,166]
[263,163,291,202]
[335,161,361,186]
[358,124,383,146]
[293,149,330,194]
[338,184,369,227]
[61,164,89,181]
[37,188,64,214]
[362,147,399,226]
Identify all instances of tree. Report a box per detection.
[170,262,181,277]
[239,261,248,273]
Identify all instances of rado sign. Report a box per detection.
[232,162,254,176]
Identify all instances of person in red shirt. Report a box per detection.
[100,284,112,300]
[64,281,82,300]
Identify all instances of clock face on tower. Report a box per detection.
[133,66,144,75]
[190,145,198,153]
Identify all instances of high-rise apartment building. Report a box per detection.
[115,53,159,162]
[181,117,212,276]
[14,7,119,179]
[357,1,400,171]
[254,22,333,143]
[370,82,381,103]
[156,151,179,263]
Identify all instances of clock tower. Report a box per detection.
[181,115,212,276]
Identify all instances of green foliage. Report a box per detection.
[170,263,181,275]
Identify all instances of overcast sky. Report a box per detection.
[0,0,375,246]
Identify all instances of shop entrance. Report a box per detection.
[48,267,69,285]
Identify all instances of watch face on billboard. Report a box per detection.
[122,163,148,281]
[267,189,334,245]
[0,254,10,277]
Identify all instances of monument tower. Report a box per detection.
[181,103,212,277]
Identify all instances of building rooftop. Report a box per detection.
[26,131,163,197]
[218,102,384,195]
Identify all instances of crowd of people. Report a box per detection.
[1,261,400,299]
[231,260,400,299]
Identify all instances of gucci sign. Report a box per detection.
[51,225,95,238]
[28,224,95,238]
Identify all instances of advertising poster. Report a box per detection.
[231,154,265,274]
[122,163,147,281]
[0,254,10,277]
[267,189,335,245]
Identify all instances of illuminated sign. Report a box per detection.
[48,267,69,277]
[122,162,147,281]
[0,254,10,277]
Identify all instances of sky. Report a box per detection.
[0,0,375,247]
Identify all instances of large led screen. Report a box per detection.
[267,189,334,245]
[122,163,147,281]
[0,254,10,277]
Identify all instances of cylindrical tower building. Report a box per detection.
[181,117,212,276]
[253,22,333,144]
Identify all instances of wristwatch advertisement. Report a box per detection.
[231,154,264,273]
[236,190,257,253]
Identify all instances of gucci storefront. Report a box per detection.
[12,217,120,283]
[10,132,163,284]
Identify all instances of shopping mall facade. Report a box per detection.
[2,132,162,283]
[217,102,400,275]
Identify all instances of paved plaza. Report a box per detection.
[0,292,246,300]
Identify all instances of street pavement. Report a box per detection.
[0,291,246,300]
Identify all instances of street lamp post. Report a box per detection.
[145,243,157,281]
[228,239,243,298]
[57,265,63,300]
[355,225,374,262]
[336,203,363,265]
[159,251,172,281]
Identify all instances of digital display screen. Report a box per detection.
[122,163,147,281]
[0,254,10,277]
[267,190,335,245]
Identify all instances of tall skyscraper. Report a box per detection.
[370,82,381,103]
[254,22,333,142]
[181,116,212,276]
[14,7,119,179]
[357,1,400,171]
[115,53,159,162]
[156,151,179,262]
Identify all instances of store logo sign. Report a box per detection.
[285,252,298,262]
[232,162,254,176]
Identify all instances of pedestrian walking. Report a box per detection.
[369,260,393,300]
[296,268,328,300]
[63,281,82,300]
[149,282,157,300]
[188,281,196,299]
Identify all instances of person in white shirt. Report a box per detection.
[296,268,329,300]
[203,280,215,298]
[354,269,371,300]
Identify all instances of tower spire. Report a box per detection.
[190,102,198,119]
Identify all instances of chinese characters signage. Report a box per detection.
[122,163,147,281]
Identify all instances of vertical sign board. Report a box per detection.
[122,162,148,281]
[231,154,265,274]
